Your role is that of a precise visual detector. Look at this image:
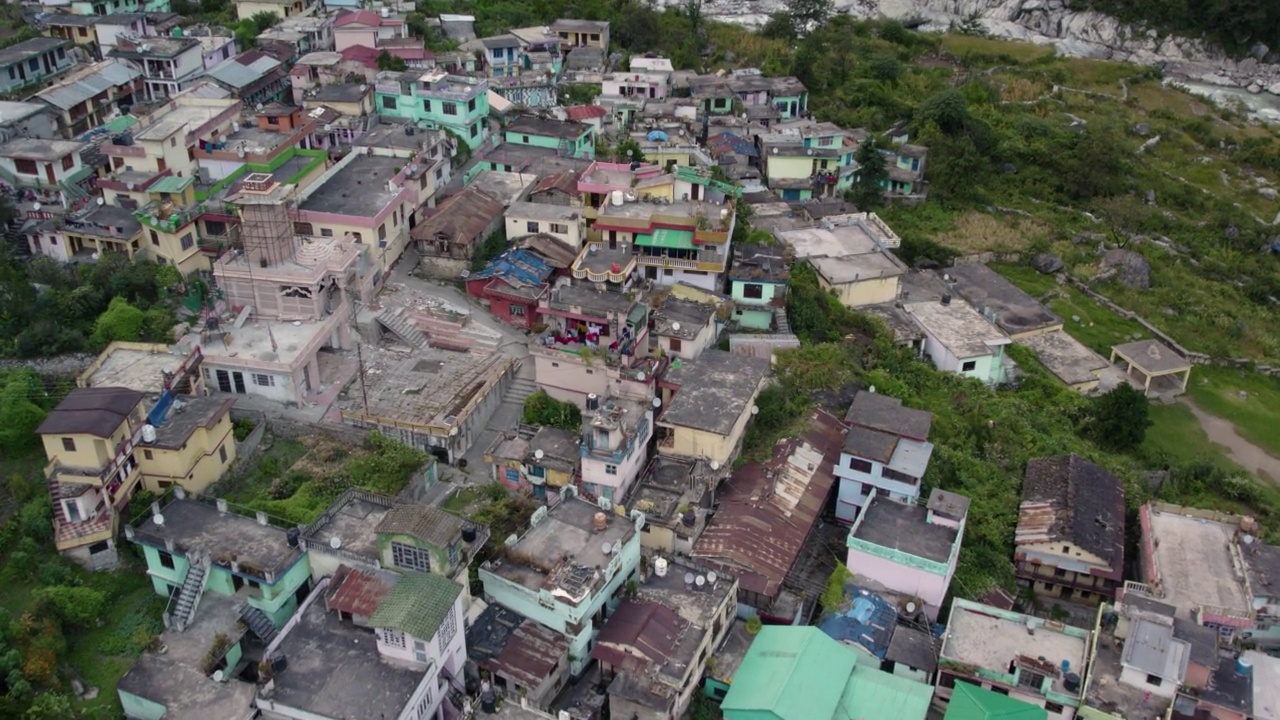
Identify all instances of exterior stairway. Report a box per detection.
[774,305,792,334]
[171,559,207,631]
[375,306,430,350]
[239,604,278,643]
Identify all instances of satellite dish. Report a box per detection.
[213,670,224,682]
[707,571,717,584]
[869,385,876,394]
[710,460,720,470]
[636,371,646,382]
[153,513,165,526]
[651,396,662,408]
[329,536,341,549]
[905,601,917,614]
[96,197,105,206]
[601,541,613,555]
[672,322,681,332]
[695,575,706,587]
[534,449,545,460]
[684,572,695,585]
[32,202,40,211]
[750,405,759,416]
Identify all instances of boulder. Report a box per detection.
[1260,187,1280,200]
[1031,253,1064,274]
[1100,249,1151,290]
[1270,83,1280,96]
[1248,83,1264,94]
[1133,122,1151,136]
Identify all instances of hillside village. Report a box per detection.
[1,1,1280,720]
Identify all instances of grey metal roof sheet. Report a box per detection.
[36,61,141,111]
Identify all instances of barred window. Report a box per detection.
[380,628,406,648]
[437,606,457,653]
[391,541,431,572]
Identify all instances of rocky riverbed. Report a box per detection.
[673,0,1280,102]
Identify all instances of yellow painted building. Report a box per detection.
[136,396,237,495]
[657,350,771,469]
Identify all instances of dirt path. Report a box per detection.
[1180,398,1280,483]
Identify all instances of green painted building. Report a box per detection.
[373,70,491,149]
[945,682,1048,720]
[502,115,595,159]
[721,625,933,720]
[727,244,789,330]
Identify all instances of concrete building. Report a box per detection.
[1109,339,1191,399]
[818,580,940,685]
[87,12,180,52]
[33,59,143,139]
[551,19,609,53]
[579,394,654,504]
[655,349,770,470]
[333,9,409,53]
[692,409,846,613]
[465,245,565,329]
[109,36,207,101]
[205,51,290,108]
[835,390,934,523]
[1242,541,1280,652]
[0,101,56,146]
[592,560,738,720]
[728,244,789,331]
[485,425,579,500]
[945,263,1063,341]
[651,295,721,360]
[504,201,585,249]
[938,599,1091,720]
[478,492,643,676]
[628,456,716,556]
[466,603,571,709]
[373,69,490,149]
[1019,331,1111,394]
[0,38,73,95]
[906,298,1012,385]
[233,0,318,20]
[98,95,240,201]
[721,625,933,720]
[845,489,969,621]
[778,218,907,308]
[1015,454,1126,604]
[728,72,808,121]
[0,137,94,209]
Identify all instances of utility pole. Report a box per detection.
[356,342,370,415]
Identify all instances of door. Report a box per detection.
[157,158,166,173]
[44,163,55,185]
[215,369,232,393]
[232,372,246,394]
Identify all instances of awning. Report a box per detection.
[636,227,694,250]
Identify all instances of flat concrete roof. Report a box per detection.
[487,498,635,598]
[297,154,403,217]
[851,494,956,564]
[946,263,1062,336]
[637,558,734,629]
[135,103,226,141]
[339,343,510,429]
[151,396,233,450]
[506,201,582,222]
[84,346,188,393]
[303,493,392,562]
[116,591,256,718]
[1021,331,1110,387]
[203,318,329,367]
[660,349,770,435]
[1145,506,1251,618]
[905,300,1010,359]
[267,598,425,719]
[1112,338,1191,375]
[134,499,301,575]
[468,170,537,207]
[943,601,1088,698]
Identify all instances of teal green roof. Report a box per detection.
[636,227,695,250]
[368,571,462,641]
[839,663,932,720]
[944,682,1048,720]
[148,175,195,194]
[102,115,138,133]
[722,626,856,720]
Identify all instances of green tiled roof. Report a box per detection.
[944,681,1048,720]
[636,227,694,250]
[148,175,195,194]
[368,571,462,641]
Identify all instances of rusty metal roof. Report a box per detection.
[325,564,393,619]
[592,600,687,674]
[1017,454,1125,570]
[466,604,569,688]
[691,408,847,599]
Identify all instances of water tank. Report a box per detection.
[1063,672,1081,693]
[461,522,477,543]
[593,512,607,532]
[586,393,599,411]
[271,654,288,673]
[380,6,391,17]
[610,189,625,206]
[172,26,182,37]
[141,424,157,443]
[654,557,668,577]
[286,527,300,548]
[1237,656,1254,676]
[941,293,952,306]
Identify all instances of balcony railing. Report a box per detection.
[635,254,726,273]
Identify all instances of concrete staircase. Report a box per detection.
[375,306,430,350]
[501,374,537,410]
[4,220,30,258]
[171,559,207,632]
[774,306,792,334]
[239,604,278,643]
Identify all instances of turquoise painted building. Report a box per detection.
[727,244,789,331]
[127,495,312,629]
[480,35,522,77]
[477,493,641,676]
[373,70,490,149]
[502,115,594,158]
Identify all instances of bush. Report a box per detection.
[233,417,256,442]
[522,390,582,431]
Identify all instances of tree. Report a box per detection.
[92,297,145,347]
[1086,384,1152,451]
[850,137,888,209]
[522,390,582,431]
[0,371,47,456]
[612,138,645,164]
[32,587,106,629]
[376,50,407,72]
[789,0,833,34]
[916,89,972,136]
[760,12,798,40]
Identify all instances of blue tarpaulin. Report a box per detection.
[647,130,669,142]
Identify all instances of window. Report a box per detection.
[668,338,682,353]
[78,27,88,37]
[413,639,428,664]
[510,303,525,317]
[144,449,153,460]
[1145,674,1163,687]
[467,98,476,112]
[378,224,387,242]
[961,360,977,372]
[391,541,432,572]
[1017,669,1046,691]
[422,98,431,112]
[435,167,443,180]
[937,673,956,689]
[61,155,75,171]
[380,628,406,648]
[1045,702,1065,714]
[382,96,397,110]
[881,468,916,484]
[219,446,228,463]
[180,233,194,250]
[252,374,274,387]
[491,48,503,59]
[150,229,160,246]
[443,101,457,115]
[28,59,38,72]
[521,134,529,144]
[320,228,333,237]
[14,158,36,175]
[469,123,478,138]
[663,268,673,276]
[437,606,457,653]
[526,221,539,233]
[1053,567,1066,578]
[819,136,835,146]
[847,457,873,473]
[605,464,618,475]
[158,550,176,569]
[742,283,764,299]
[62,437,76,452]
[205,220,227,236]
[549,223,568,234]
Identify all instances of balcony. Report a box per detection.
[635,254,726,273]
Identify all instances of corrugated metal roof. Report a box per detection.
[721,626,855,720]
[325,564,393,618]
[36,61,140,111]
[206,55,280,89]
[944,681,1047,720]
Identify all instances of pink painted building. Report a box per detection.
[844,487,968,621]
